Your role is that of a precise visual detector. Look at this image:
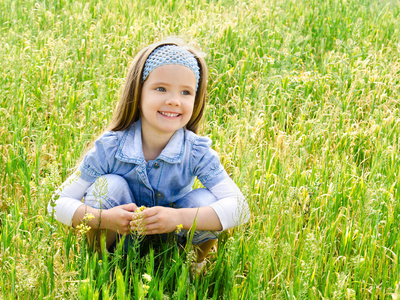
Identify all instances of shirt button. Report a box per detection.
[156,191,165,200]
[154,162,160,169]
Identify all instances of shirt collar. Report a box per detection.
[115,119,185,164]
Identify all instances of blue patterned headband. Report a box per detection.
[142,45,200,91]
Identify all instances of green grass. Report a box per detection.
[1,0,400,298]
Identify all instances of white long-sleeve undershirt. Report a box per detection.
[47,175,250,231]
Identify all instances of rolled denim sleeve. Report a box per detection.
[190,136,227,188]
[78,131,119,183]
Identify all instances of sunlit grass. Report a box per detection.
[1,0,400,298]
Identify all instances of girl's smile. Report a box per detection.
[159,111,181,117]
[140,64,197,140]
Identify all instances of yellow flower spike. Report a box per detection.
[136,205,146,212]
[76,224,91,235]
[142,284,150,295]
[83,213,95,222]
[175,224,183,234]
[142,273,152,282]
[81,225,91,234]
[132,206,147,234]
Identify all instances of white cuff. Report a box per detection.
[47,173,91,226]
[209,177,250,230]
[48,197,85,226]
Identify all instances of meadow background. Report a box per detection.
[1,0,400,298]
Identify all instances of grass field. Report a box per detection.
[1,0,400,298]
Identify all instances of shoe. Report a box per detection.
[194,260,207,276]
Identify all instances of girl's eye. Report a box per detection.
[155,87,166,92]
[181,90,191,95]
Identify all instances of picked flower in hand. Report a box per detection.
[136,205,146,212]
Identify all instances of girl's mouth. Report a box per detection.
[159,111,180,117]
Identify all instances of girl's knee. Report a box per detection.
[84,174,134,209]
[101,174,130,198]
[176,188,217,209]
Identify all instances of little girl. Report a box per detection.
[48,38,250,270]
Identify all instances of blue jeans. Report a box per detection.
[84,174,219,245]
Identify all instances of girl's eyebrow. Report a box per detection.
[150,81,171,86]
[150,81,195,90]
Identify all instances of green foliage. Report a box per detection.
[1,0,400,298]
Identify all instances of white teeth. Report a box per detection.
[160,111,179,117]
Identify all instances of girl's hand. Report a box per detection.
[102,203,137,235]
[130,206,181,235]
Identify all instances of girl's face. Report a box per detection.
[140,64,197,139]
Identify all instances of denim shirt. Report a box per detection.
[78,120,228,208]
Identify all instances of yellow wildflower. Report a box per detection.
[132,206,147,234]
[83,213,95,222]
[142,284,150,295]
[136,205,146,212]
[76,224,91,234]
[175,224,183,234]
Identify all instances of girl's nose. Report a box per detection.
[165,94,180,106]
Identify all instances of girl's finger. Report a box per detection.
[142,223,160,234]
[141,207,162,218]
[140,215,160,226]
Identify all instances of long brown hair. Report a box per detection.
[109,38,208,134]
